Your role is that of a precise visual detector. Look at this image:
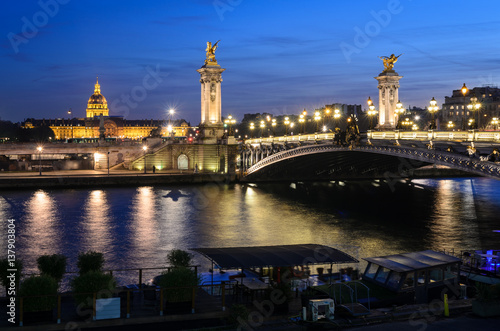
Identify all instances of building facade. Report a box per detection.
[442,86,500,129]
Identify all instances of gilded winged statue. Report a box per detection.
[379,53,402,72]
[205,40,220,65]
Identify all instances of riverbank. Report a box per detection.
[0,170,237,189]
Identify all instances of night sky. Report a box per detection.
[1,0,500,124]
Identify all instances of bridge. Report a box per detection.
[240,132,500,181]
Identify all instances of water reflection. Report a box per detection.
[82,190,115,259]
[425,179,481,251]
[21,190,60,272]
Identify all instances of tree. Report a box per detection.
[167,249,193,268]
[77,251,104,274]
[37,254,67,284]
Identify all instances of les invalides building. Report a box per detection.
[23,79,192,140]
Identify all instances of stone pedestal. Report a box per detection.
[197,64,225,143]
[375,70,402,130]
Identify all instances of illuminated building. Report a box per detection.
[22,79,193,140]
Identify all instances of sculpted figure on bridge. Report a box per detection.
[205,40,220,65]
[379,53,402,72]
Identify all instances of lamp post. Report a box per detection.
[142,145,148,174]
[298,114,305,134]
[314,111,321,132]
[492,117,499,131]
[401,118,413,131]
[259,120,265,137]
[271,118,277,136]
[249,122,255,138]
[367,97,377,130]
[467,94,481,130]
[284,117,290,135]
[324,108,331,127]
[447,121,455,131]
[37,146,43,176]
[428,97,439,130]
[224,115,236,135]
[461,83,468,130]
[67,108,73,140]
[333,109,341,130]
[395,100,403,129]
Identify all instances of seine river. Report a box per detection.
[1,177,499,288]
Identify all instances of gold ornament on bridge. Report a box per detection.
[205,40,220,65]
[379,53,402,72]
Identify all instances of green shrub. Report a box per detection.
[71,271,116,307]
[77,251,104,274]
[167,249,193,268]
[157,267,200,303]
[19,275,58,312]
[37,254,67,283]
[0,258,22,289]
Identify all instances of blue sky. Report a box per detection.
[1,0,500,124]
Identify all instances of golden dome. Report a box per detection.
[86,77,109,117]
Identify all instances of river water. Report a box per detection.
[1,177,499,288]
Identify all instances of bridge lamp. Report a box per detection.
[447,121,455,131]
[428,97,439,130]
[467,95,481,129]
[260,120,265,137]
[367,106,377,130]
[284,117,290,135]
[460,83,468,130]
[314,111,321,132]
[249,122,255,138]
[36,146,43,176]
[299,114,305,133]
[271,118,277,136]
[491,118,499,131]
[333,109,341,129]
[324,108,331,125]
[395,100,403,129]
[142,145,148,174]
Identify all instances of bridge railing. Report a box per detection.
[245,133,334,145]
[367,130,500,142]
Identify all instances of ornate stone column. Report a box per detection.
[375,71,402,129]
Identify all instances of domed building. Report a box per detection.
[86,78,109,118]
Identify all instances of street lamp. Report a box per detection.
[249,122,255,138]
[298,114,305,133]
[367,97,377,130]
[461,83,468,130]
[401,118,413,131]
[314,111,321,132]
[271,118,277,136]
[284,117,290,135]
[324,108,331,126]
[492,117,499,131]
[395,100,403,129]
[142,145,148,174]
[333,109,341,129]
[67,108,73,140]
[259,120,265,137]
[447,121,455,130]
[428,97,439,130]
[224,115,236,135]
[36,146,43,176]
[467,94,481,129]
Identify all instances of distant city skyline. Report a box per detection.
[1,0,500,124]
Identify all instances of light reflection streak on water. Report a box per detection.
[416,178,481,251]
[21,190,60,274]
[82,190,115,260]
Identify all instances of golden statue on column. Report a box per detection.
[379,53,402,72]
[205,40,220,65]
